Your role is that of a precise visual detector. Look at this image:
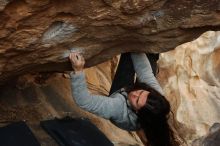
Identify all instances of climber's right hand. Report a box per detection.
[69,52,85,73]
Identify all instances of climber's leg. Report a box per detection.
[109,53,135,96]
[109,53,159,96]
[146,53,159,76]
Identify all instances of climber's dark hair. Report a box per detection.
[126,82,180,146]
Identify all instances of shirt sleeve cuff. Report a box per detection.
[69,71,84,79]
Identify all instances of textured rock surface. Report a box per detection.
[0,59,143,146]
[1,0,220,84]
[157,31,220,145]
[192,123,220,146]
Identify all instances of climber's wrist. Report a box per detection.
[69,71,82,78]
[72,69,83,75]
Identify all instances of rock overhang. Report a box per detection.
[1,0,220,84]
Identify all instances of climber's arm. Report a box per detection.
[131,53,164,95]
[69,53,124,120]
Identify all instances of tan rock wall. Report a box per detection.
[158,31,220,145]
[85,56,119,96]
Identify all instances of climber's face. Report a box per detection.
[128,90,149,111]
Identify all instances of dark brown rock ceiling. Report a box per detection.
[0,0,220,84]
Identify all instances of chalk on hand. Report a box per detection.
[70,48,84,53]
[61,48,84,59]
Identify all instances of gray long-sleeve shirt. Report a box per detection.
[70,53,164,131]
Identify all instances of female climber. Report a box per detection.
[69,52,179,146]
